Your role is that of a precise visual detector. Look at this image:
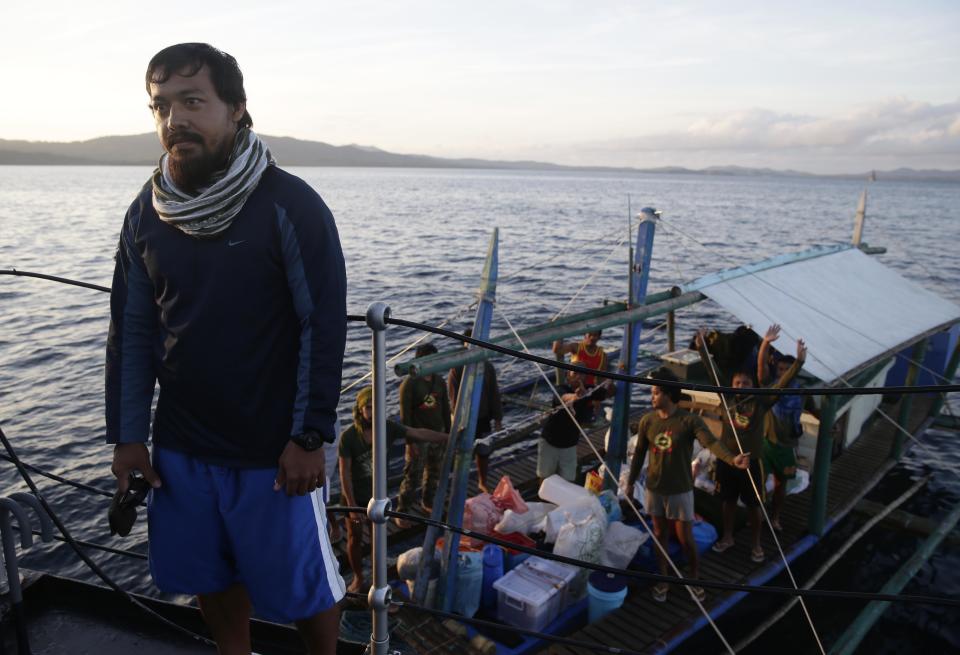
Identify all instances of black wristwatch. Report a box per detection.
[291,430,325,452]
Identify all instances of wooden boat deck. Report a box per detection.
[390,396,937,655]
[548,396,936,655]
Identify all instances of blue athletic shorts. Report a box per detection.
[148,447,345,622]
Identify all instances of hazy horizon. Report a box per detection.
[3,1,958,174]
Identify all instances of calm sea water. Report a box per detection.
[0,165,958,652]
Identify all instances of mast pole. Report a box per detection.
[413,229,498,609]
[604,208,657,489]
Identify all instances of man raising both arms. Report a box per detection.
[106,43,346,654]
[623,369,749,603]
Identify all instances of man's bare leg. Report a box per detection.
[295,604,341,655]
[475,452,490,494]
[197,583,252,655]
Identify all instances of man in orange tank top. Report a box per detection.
[553,331,608,386]
[553,331,609,420]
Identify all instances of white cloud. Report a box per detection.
[522,98,960,172]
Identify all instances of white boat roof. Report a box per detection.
[684,246,960,383]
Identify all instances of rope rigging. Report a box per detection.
[3,268,957,397]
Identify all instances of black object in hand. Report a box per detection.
[108,475,152,537]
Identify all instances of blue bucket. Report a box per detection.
[587,571,627,623]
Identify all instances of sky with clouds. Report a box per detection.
[1,0,958,173]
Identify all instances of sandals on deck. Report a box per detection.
[651,583,669,603]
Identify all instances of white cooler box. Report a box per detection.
[522,556,578,607]
[493,557,578,632]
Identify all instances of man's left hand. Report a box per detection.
[732,452,751,470]
[274,441,326,496]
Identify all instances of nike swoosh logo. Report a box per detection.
[228,240,246,247]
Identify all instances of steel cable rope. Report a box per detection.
[699,338,826,655]
[654,217,959,474]
[356,314,960,397]
[0,423,217,647]
[498,220,639,284]
[549,231,631,321]
[2,270,956,397]
[0,453,114,498]
[340,300,475,395]
[341,591,647,655]
[1,455,956,608]
[494,308,738,655]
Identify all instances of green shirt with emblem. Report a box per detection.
[629,409,737,496]
[338,419,407,506]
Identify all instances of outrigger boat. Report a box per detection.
[1,189,958,655]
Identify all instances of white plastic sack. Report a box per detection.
[494,502,556,535]
[541,495,607,544]
[553,512,605,565]
[538,474,592,506]
[693,448,717,494]
[397,547,422,580]
[600,521,649,569]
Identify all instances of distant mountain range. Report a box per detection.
[2,133,959,182]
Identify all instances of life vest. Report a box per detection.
[772,380,803,438]
[572,342,607,386]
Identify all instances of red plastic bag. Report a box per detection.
[464,493,503,535]
[491,475,528,514]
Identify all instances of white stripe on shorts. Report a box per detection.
[311,490,346,600]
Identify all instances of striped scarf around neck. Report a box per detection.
[151,127,275,238]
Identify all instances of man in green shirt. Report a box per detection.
[757,324,814,531]
[623,369,749,602]
[339,387,449,592]
[698,327,805,563]
[397,343,452,523]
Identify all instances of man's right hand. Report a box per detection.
[111,443,162,493]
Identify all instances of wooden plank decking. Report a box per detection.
[547,396,935,655]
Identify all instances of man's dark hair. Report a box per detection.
[732,368,757,385]
[415,343,438,359]
[779,355,797,366]
[650,367,683,403]
[146,43,253,128]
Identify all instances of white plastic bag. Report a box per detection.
[396,547,422,580]
[538,474,592,506]
[541,495,607,544]
[553,512,605,565]
[600,521,649,569]
[494,502,556,535]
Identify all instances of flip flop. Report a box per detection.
[751,548,765,563]
[711,539,734,553]
[651,583,669,603]
[689,586,706,602]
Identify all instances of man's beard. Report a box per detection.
[165,131,232,193]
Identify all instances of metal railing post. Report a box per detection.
[365,302,392,655]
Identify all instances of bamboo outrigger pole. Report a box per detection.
[829,500,960,655]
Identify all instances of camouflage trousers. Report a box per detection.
[397,442,446,512]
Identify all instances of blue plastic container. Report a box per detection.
[439,551,484,617]
[481,544,505,612]
[587,571,627,623]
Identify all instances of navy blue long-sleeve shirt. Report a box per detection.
[105,167,347,468]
